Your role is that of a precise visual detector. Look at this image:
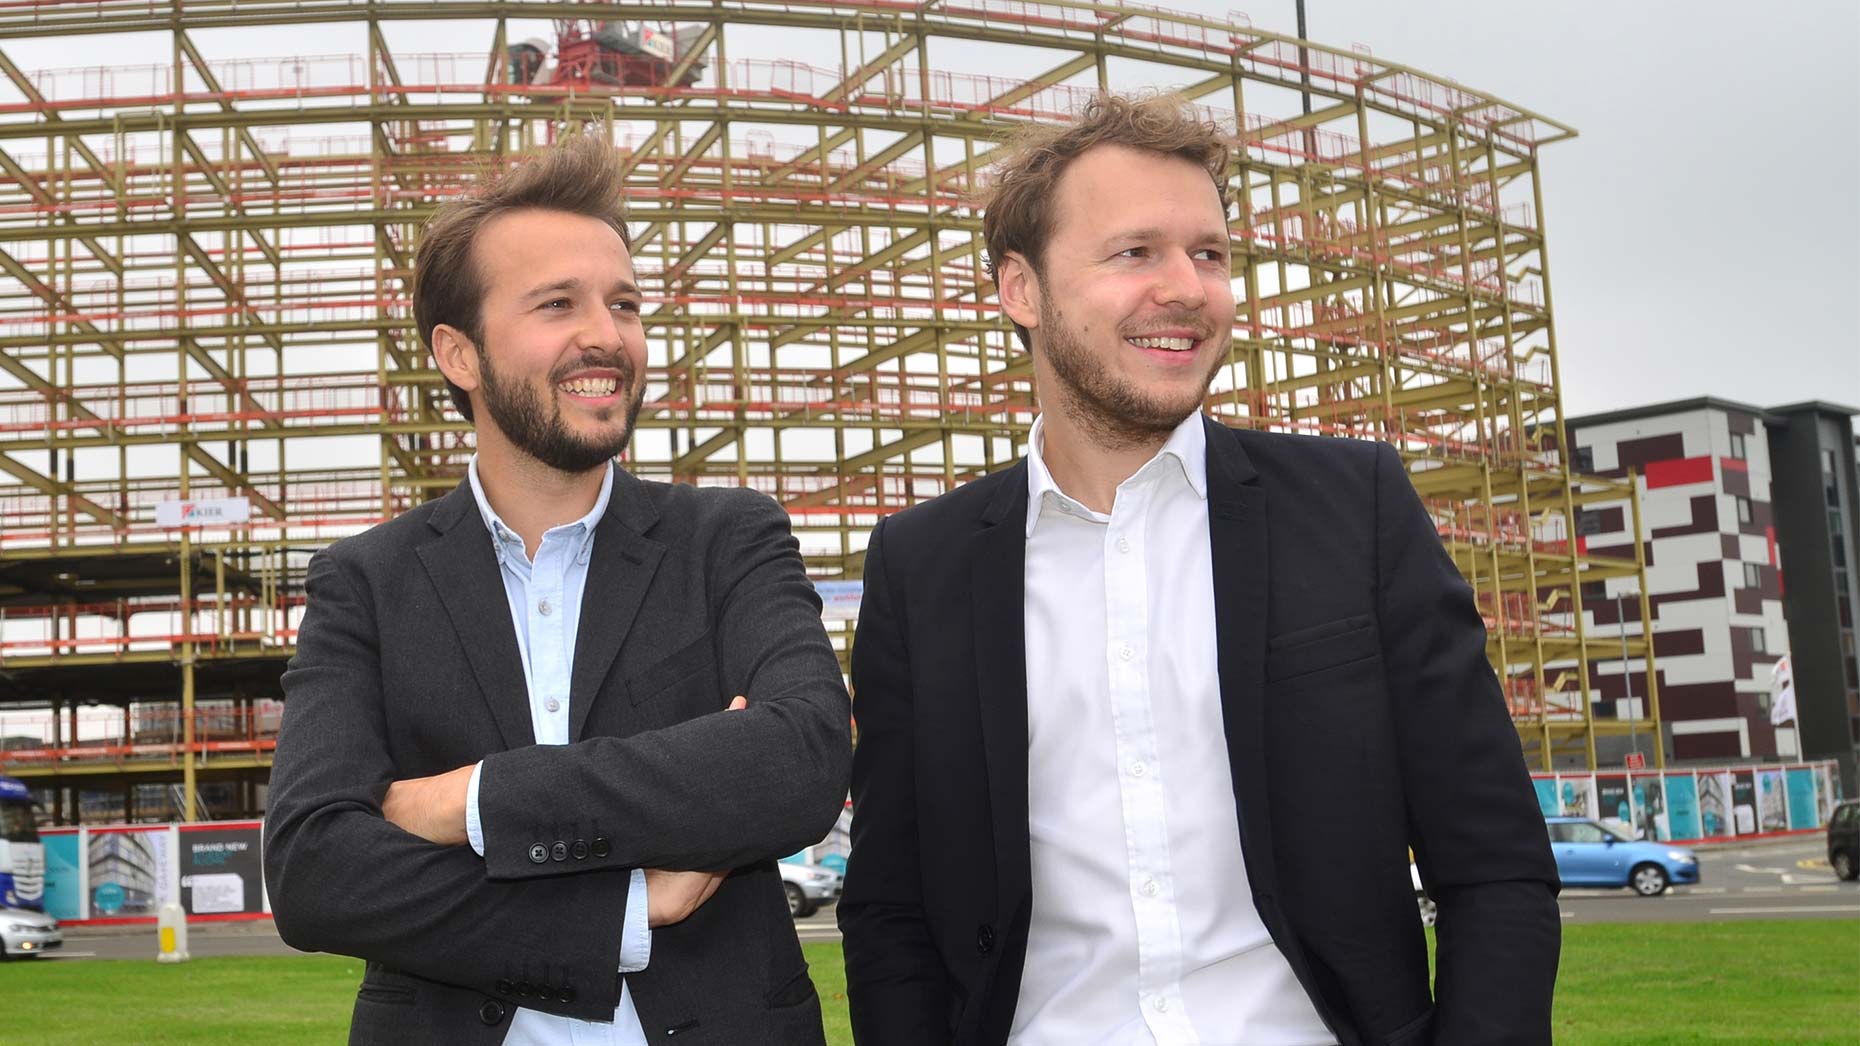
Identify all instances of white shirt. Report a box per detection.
[461,457,654,1046]
[1012,413,1335,1046]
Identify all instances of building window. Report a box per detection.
[1729,432,1746,460]
[1748,627,1766,653]
[1736,496,1753,525]
[1574,446,1595,472]
[1744,563,1762,589]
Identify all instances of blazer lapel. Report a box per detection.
[1203,418,1279,899]
[416,482,535,751]
[973,465,1032,912]
[569,468,664,742]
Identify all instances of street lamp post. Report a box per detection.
[1617,589,1639,765]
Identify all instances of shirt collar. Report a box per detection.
[467,454,614,564]
[1024,411,1208,538]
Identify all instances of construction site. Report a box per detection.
[0,0,1658,825]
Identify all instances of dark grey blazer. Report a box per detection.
[839,419,1560,1046]
[264,469,851,1046]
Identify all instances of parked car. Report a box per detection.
[1828,799,1859,881]
[778,859,842,918]
[1545,816,1698,896]
[0,906,61,959]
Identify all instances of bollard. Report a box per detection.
[156,902,190,963]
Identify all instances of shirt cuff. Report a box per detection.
[464,761,486,857]
[619,868,651,972]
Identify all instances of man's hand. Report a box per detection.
[644,695,747,927]
[382,763,475,846]
[645,867,729,927]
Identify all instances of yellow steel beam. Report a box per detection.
[824,33,918,103]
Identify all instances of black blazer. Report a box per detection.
[264,470,851,1045]
[839,418,1560,1046]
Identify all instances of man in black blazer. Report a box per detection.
[264,134,850,1044]
[839,95,1559,1045]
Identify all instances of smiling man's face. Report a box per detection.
[1004,145,1234,447]
[462,207,648,473]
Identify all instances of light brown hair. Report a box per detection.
[977,93,1233,350]
[412,132,632,421]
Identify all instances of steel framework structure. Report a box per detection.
[0,0,1657,822]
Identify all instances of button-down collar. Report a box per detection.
[1024,411,1209,538]
[467,455,613,566]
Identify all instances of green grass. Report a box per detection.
[1551,922,1860,1044]
[4,924,1853,1044]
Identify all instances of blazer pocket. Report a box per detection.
[1383,1005,1434,1046]
[354,984,415,1007]
[766,968,818,1009]
[626,631,716,706]
[1267,618,1379,683]
[354,962,418,1007]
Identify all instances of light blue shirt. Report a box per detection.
[462,456,653,1045]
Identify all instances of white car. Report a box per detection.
[1412,863,1436,928]
[778,860,842,918]
[1,907,61,959]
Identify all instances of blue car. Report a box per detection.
[1545,816,1699,896]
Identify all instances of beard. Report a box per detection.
[1037,296,1227,451]
[477,346,645,474]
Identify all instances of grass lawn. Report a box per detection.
[5,923,1853,1044]
[1549,922,1859,1044]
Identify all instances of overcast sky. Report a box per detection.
[1173,0,1860,421]
[7,1,1856,422]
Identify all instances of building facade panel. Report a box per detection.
[1569,398,1858,786]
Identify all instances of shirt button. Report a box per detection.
[538,599,552,616]
[1118,644,1134,661]
[1117,537,1130,554]
[1141,879,1160,897]
[544,697,561,713]
[1129,761,1147,778]
[1152,995,1169,1013]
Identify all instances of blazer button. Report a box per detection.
[591,837,611,858]
[552,841,568,862]
[559,984,576,1004]
[495,978,514,995]
[515,981,533,997]
[536,984,555,1001]
[528,843,548,864]
[478,1000,507,1025]
[572,839,589,860]
[976,924,995,954]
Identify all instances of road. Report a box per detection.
[1556,836,1858,924]
[45,839,1853,962]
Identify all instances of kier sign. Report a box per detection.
[1624,752,1647,770]
[156,496,251,529]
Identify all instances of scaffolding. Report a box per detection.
[0,0,1657,822]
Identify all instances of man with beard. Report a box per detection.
[838,95,1560,1045]
[265,133,850,1045]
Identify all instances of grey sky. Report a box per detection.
[7,1,1856,420]
[1169,0,1860,420]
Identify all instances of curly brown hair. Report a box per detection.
[977,93,1232,350]
[411,132,633,421]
